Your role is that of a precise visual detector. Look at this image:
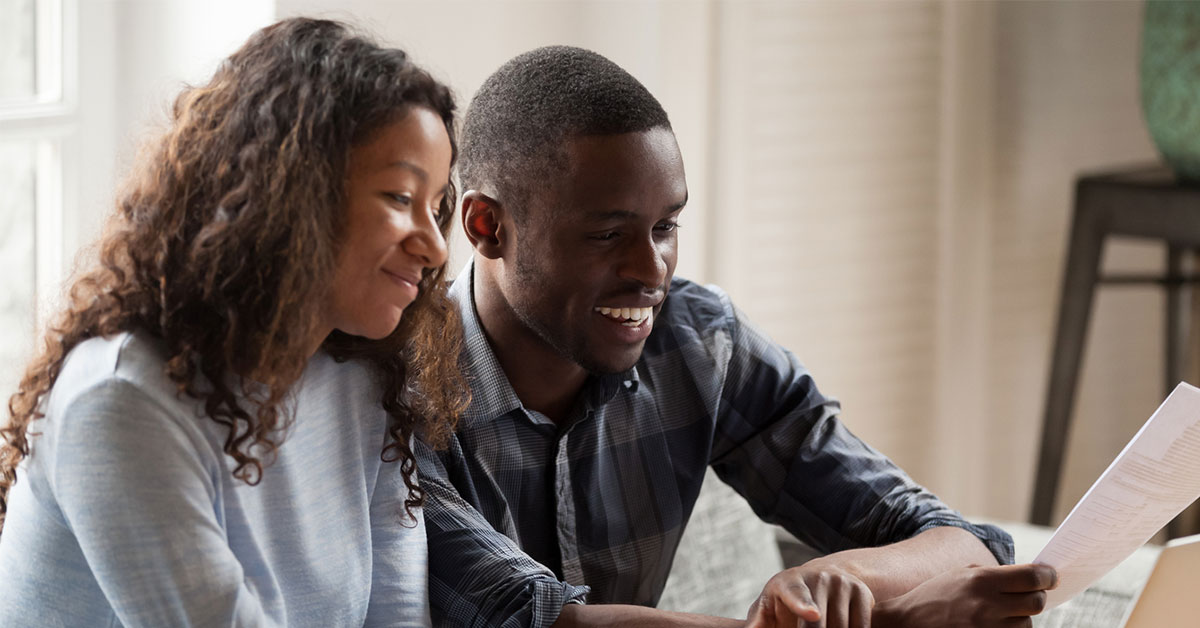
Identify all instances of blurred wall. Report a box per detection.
[989,0,1160,522]
[67,0,275,270]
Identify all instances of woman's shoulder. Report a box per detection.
[27,331,221,489]
[45,331,194,436]
[53,331,172,402]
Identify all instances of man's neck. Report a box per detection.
[472,269,587,425]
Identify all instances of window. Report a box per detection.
[0,0,37,104]
[0,0,71,402]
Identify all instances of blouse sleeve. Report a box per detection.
[47,378,277,627]
[364,440,433,627]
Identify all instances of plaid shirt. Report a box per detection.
[416,265,1014,627]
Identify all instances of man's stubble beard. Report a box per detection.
[509,246,631,376]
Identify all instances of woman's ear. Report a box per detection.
[461,190,506,259]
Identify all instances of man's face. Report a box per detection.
[500,128,687,375]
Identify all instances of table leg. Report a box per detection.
[1031,194,1106,526]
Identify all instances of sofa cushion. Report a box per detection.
[657,468,784,618]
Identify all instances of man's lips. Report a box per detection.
[593,294,664,327]
[594,305,653,325]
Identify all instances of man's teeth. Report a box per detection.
[595,306,653,327]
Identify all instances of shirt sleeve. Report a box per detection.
[47,378,277,627]
[364,441,433,627]
[708,293,1015,565]
[414,438,589,628]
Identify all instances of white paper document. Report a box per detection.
[1034,382,1200,609]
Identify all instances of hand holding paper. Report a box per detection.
[1034,382,1200,608]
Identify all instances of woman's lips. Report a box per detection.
[382,267,421,286]
[382,268,421,300]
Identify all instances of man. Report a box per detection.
[416,46,1055,627]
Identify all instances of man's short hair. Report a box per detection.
[459,45,672,220]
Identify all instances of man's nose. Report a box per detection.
[617,235,668,289]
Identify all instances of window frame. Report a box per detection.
[0,0,76,396]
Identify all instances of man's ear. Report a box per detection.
[461,190,507,259]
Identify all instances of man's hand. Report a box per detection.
[870,563,1058,628]
[744,562,875,628]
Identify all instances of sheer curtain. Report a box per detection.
[708,0,1159,522]
[710,0,949,502]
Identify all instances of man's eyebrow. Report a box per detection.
[585,209,640,222]
[584,196,689,222]
[667,192,688,213]
[380,160,428,181]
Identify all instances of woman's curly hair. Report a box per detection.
[0,17,468,533]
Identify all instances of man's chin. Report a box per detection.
[578,342,645,376]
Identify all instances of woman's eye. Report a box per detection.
[388,193,412,206]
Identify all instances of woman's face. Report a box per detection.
[327,107,452,340]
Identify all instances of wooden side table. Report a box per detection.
[1030,166,1200,536]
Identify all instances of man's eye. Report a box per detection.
[655,221,680,233]
[591,231,620,241]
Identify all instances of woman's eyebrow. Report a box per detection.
[380,160,428,181]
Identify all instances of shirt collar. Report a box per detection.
[583,368,639,411]
[450,260,526,422]
[451,258,642,423]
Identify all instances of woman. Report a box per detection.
[0,17,465,626]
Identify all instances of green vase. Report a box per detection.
[1142,1,1200,181]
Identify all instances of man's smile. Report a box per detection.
[594,306,654,327]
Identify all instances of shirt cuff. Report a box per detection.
[532,580,590,628]
[916,519,1016,566]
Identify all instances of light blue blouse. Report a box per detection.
[0,332,430,627]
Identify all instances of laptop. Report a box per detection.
[1120,533,1200,628]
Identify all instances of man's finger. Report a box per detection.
[988,563,1059,593]
[778,580,822,623]
[848,588,872,628]
[1000,591,1049,617]
[744,596,771,628]
[817,579,860,628]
